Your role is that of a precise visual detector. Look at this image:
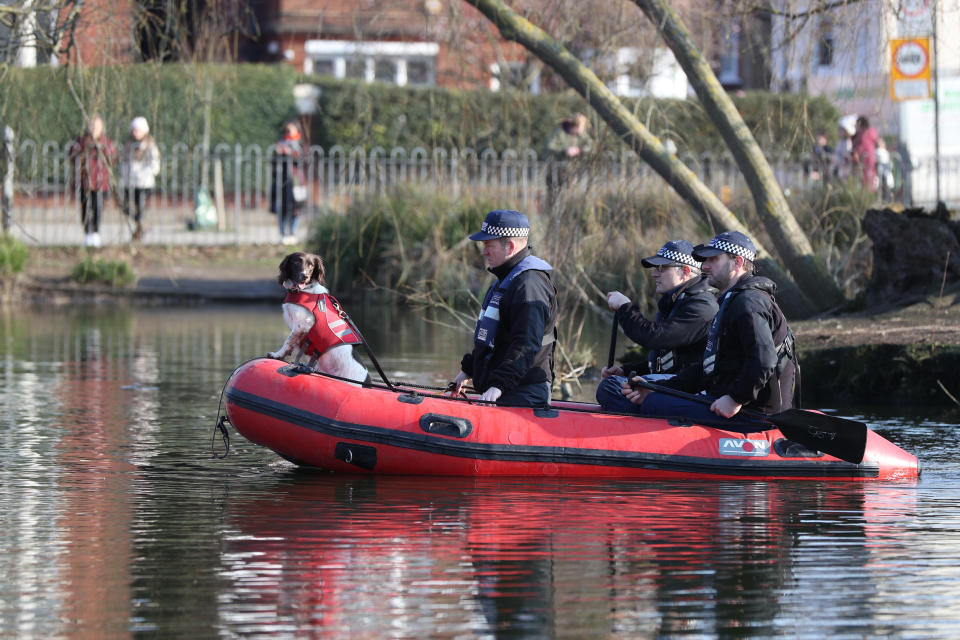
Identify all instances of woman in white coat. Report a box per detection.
[119,116,161,241]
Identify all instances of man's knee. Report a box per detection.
[595,375,624,403]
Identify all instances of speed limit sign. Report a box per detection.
[891,37,931,100]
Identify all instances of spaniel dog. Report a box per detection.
[269,252,369,383]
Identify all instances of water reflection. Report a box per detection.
[1,306,957,638]
[215,473,926,638]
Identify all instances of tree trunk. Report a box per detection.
[465,0,819,317]
[631,0,844,310]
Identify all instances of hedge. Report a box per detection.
[2,63,838,156]
[1,64,300,150]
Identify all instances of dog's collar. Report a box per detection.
[285,283,329,294]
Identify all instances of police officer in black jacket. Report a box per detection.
[450,209,558,407]
[622,231,796,424]
[596,240,719,413]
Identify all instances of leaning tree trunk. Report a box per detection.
[465,0,818,317]
[631,0,844,310]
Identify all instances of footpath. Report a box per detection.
[13,244,960,406]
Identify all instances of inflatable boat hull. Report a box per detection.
[224,359,919,481]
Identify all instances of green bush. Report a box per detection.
[3,64,838,158]
[309,185,495,299]
[2,64,300,150]
[0,234,28,277]
[309,79,839,157]
[70,257,136,287]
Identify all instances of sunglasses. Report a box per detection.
[652,264,684,273]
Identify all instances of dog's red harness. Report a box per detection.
[284,291,362,356]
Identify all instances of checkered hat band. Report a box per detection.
[657,247,700,267]
[481,222,529,237]
[709,238,756,261]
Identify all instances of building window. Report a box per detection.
[610,47,687,99]
[489,62,540,94]
[406,59,433,86]
[718,20,742,86]
[375,58,396,82]
[818,18,834,66]
[303,40,439,87]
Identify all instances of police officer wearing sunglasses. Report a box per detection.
[596,240,719,413]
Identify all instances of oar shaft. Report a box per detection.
[633,378,769,423]
[607,311,619,369]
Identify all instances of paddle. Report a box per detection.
[631,378,868,465]
[607,310,619,369]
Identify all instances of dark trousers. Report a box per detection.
[497,381,552,408]
[123,187,149,223]
[596,376,768,431]
[79,189,104,233]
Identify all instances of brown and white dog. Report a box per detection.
[269,252,369,383]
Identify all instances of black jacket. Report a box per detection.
[664,274,795,414]
[461,247,558,393]
[617,275,718,374]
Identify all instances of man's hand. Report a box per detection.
[600,365,624,379]
[478,386,502,402]
[710,394,742,418]
[566,146,581,157]
[606,291,630,311]
[620,375,652,406]
[450,371,470,396]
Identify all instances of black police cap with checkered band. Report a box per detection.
[692,231,757,262]
[469,209,531,241]
[641,240,701,268]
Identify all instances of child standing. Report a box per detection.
[119,117,161,241]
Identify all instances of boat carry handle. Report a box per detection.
[419,413,473,438]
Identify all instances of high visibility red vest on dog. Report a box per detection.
[283,291,362,356]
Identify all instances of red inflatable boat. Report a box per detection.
[223,358,920,481]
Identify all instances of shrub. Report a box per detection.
[2,64,300,150]
[309,185,495,301]
[70,257,136,287]
[0,233,28,277]
[3,64,838,159]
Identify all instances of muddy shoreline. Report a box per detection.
[9,246,960,407]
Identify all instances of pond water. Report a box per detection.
[1,304,959,639]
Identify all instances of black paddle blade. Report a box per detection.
[770,409,868,465]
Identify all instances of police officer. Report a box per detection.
[450,209,558,407]
[622,231,796,424]
[596,239,718,413]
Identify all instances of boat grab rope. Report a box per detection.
[331,298,397,391]
[211,356,262,459]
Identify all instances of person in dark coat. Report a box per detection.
[621,231,796,427]
[596,239,719,413]
[269,121,304,245]
[450,209,558,408]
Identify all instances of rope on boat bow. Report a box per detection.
[212,415,230,459]
[210,357,260,459]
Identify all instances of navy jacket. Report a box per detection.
[617,275,718,374]
[664,275,795,413]
[461,247,558,393]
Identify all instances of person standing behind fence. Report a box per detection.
[543,113,593,212]
[834,115,856,180]
[853,116,879,192]
[119,117,160,242]
[69,115,116,248]
[270,121,304,246]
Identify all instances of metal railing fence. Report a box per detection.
[1,139,952,247]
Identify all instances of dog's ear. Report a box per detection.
[312,254,326,284]
[277,254,291,286]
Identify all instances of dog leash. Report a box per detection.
[331,297,396,391]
